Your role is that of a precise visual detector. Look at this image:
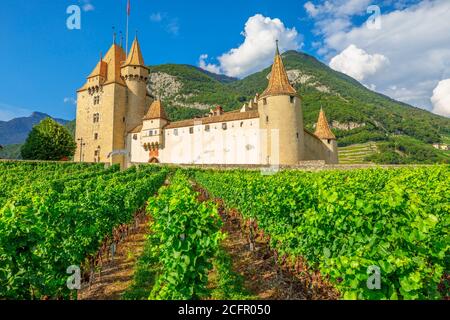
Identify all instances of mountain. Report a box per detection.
[146,50,450,163]
[0,112,70,145]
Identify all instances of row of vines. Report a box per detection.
[194,166,449,300]
[0,162,168,299]
[124,170,249,300]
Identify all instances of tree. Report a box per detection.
[21,118,76,160]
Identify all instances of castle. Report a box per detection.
[75,36,338,167]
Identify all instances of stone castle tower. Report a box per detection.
[257,42,305,165]
[314,107,338,163]
[74,36,152,167]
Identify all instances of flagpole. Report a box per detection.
[125,0,129,56]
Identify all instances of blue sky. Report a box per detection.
[0,0,449,121]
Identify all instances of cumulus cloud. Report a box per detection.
[198,14,301,78]
[198,54,221,74]
[307,0,450,113]
[431,79,450,117]
[329,44,389,81]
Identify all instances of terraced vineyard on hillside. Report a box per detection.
[338,142,379,164]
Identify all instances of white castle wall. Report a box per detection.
[128,118,262,164]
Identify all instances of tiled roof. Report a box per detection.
[165,110,260,129]
[143,100,167,120]
[260,44,297,98]
[78,43,126,91]
[314,108,336,140]
[87,59,108,79]
[123,36,146,67]
[129,124,143,133]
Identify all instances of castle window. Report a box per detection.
[133,134,138,140]
[155,130,158,135]
[174,129,178,136]
[205,125,210,132]
[94,133,98,140]
[189,127,194,134]
[296,132,299,140]
[93,113,100,123]
[222,123,227,130]
[240,122,244,127]
[123,117,125,123]
[263,98,267,105]
[327,139,331,144]
[266,116,269,123]
[148,130,153,136]
[290,96,295,104]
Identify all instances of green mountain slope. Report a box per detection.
[229,51,449,145]
[145,50,450,164]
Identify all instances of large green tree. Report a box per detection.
[21,118,76,160]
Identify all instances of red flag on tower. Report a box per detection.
[127,0,131,16]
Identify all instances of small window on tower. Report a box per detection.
[266,116,269,123]
[94,133,98,140]
[222,123,227,130]
[240,122,244,127]
[327,139,331,144]
[174,129,178,136]
[189,127,194,134]
[263,98,267,105]
[205,125,210,132]
[290,96,295,104]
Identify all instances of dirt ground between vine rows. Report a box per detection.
[194,185,338,300]
[218,206,338,300]
[77,218,149,300]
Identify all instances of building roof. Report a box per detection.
[103,43,127,85]
[129,124,143,133]
[314,108,336,140]
[78,43,126,91]
[260,42,297,98]
[143,100,168,120]
[123,36,146,67]
[165,110,260,129]
[87,58,108,79]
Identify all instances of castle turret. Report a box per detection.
[140,100,168,162]
[314,108,338,164]
[257,41,304,165]
[121,36,150,133]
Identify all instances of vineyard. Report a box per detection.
[0,162,448,300]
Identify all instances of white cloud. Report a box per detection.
[64,97,77,105]
[308,0,450,114]
[166,19,180,36]
[198,54,221,74]
[198,14,301,78]
[431,79,450,117]
[150,12,163,22]
[80,0,95,12]
[304,2,319,17]
[329,44,389,81]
